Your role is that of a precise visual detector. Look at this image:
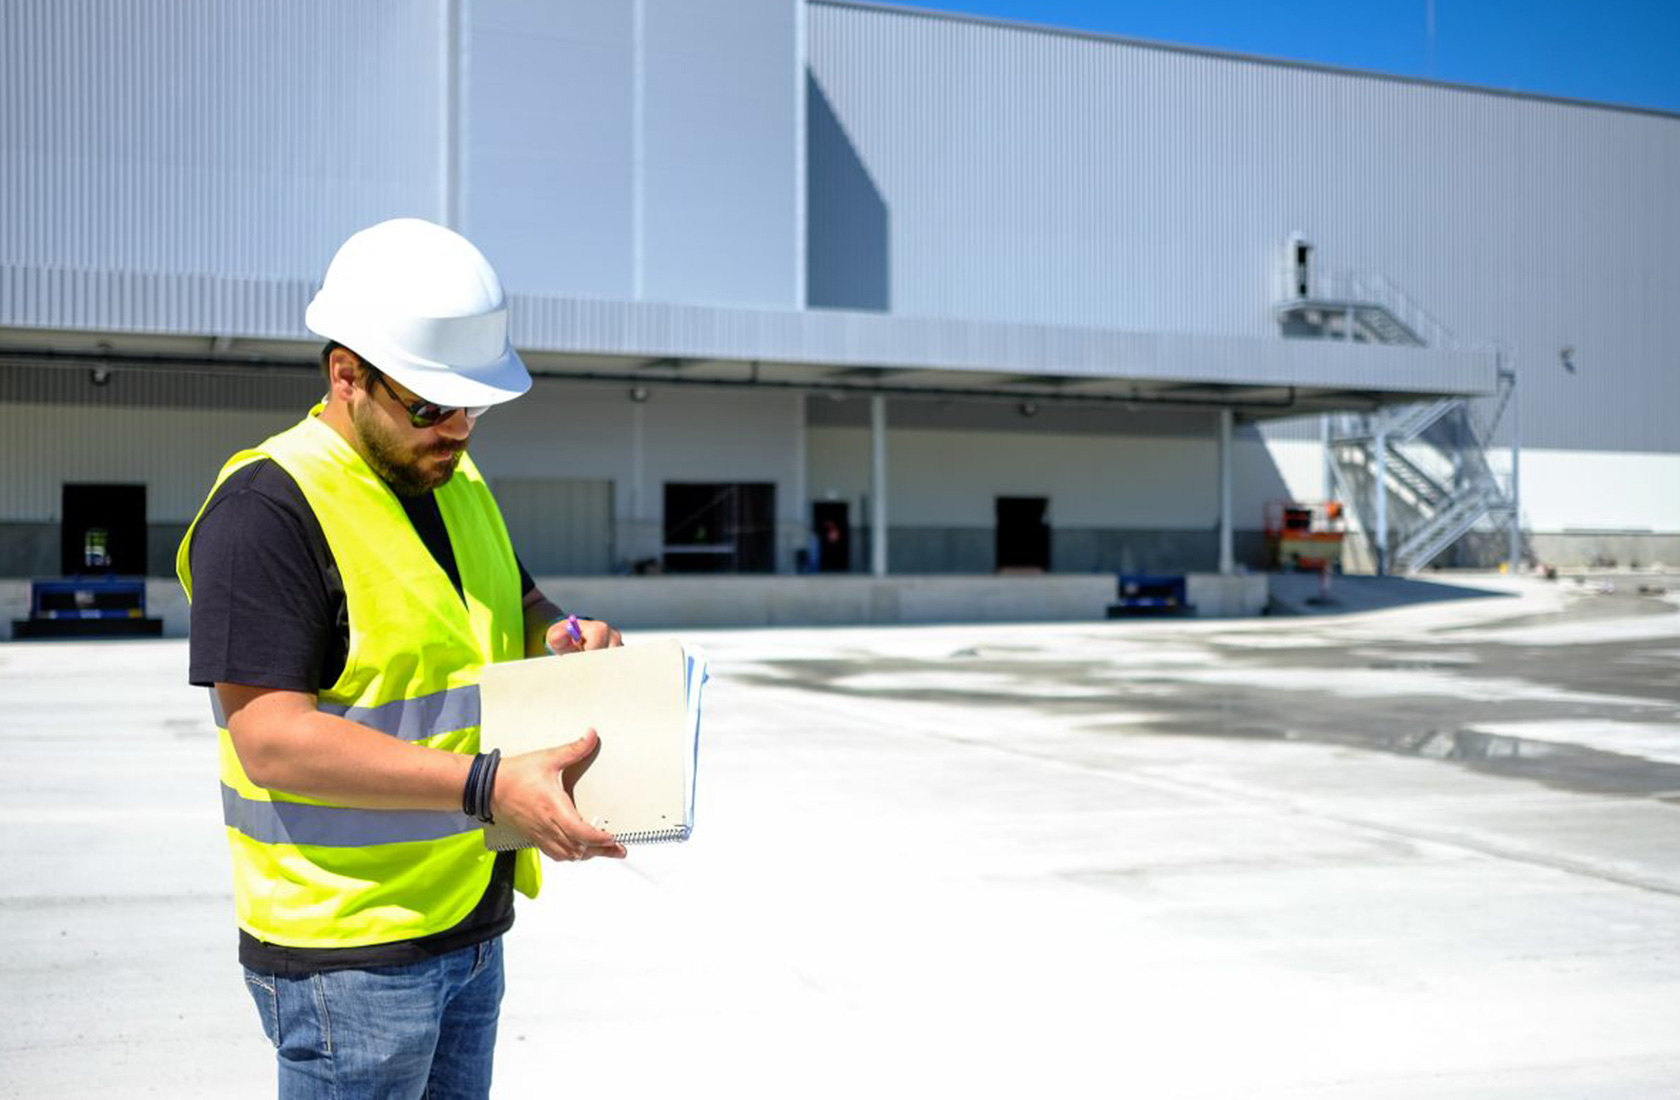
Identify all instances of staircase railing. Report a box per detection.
[1283,269,1518,573]
[1312,270,1459,351]
[1394,479,1509,574]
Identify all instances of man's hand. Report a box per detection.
[491,730,626,862]
[544,617,623,656]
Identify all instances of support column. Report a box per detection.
[870,394,888,577]
[1218,408,1234,576]
[1507,356,1522,571]
[1321,413,1335,502]
[1374,424,1389,575]
[629,399,645,562]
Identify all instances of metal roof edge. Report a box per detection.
[812,0,1680,124]
[0,269,1498,401]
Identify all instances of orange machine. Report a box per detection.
[1264,500,1345,572]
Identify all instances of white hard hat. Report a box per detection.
[305,218,530,408]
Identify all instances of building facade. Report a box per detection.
[2,0,1675,596]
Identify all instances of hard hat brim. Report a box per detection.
[307,300,532,408]
[372,344,532,409]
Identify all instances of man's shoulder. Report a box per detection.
[202,457,308,520]
[193,457,328,565]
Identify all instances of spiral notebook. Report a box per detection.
[475,639,708,849]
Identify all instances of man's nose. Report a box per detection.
[434,409,473,440]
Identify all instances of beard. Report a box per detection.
[351,400,466,497]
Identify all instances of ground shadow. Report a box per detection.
[1267,573,1513,616]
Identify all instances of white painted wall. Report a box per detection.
[4,395,1668,585]
[807,425,1309,530]
[1257,438,1331,511]
[1515,449,1680,534]
[471,381,806,569]
[1,382,806,571]
[0,403,306,523]
[1253,439,1680,536]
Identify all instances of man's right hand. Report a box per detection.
[491,731,627,862]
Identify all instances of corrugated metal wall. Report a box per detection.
[807,2,1680,454]
[0,360,322,411]
[463,0,639,297]
[490,477,615,573]
[637,0,804,308]
[0,0,802,310]
[461,0,803,308]
[0,376,805,563]
[0,0,446,282]
[0,403,305,521]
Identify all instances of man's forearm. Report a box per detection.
[227,691,624,861]
[231,707,474,810]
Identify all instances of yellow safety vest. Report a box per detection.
[177,407,541,950]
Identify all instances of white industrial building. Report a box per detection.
[3,0,1677,632]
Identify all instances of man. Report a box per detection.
[177,218,622,1099]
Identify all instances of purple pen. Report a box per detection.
[565,614,585,648]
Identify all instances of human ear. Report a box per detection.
[327,347,364,404]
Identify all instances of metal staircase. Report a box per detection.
[1278,267,1520,574]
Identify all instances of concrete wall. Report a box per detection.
[2,575,1117,638]
[0,573,1280,639]
[539,574,1119,628]
[1187,574,1269,618]
[1467,532,1680,571]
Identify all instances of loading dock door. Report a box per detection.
[664,483,777,574]
[491,478,614,575]
[995,496,1050,573]
[61,484,146,575]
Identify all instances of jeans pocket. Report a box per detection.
[243,970,280,1050]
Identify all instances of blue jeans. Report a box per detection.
[242,937,504,1100]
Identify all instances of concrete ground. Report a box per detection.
[3,573,1679,1098]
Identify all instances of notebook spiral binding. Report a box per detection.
[614,825,692,845]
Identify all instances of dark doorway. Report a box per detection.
[663,483,777,574]
[995,496,1050,573]
[811,501,850,573]
[61,484,147,576]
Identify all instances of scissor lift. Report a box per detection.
[1264,500,1345,573]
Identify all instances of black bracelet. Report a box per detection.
[475,749,501,824]
[463,752,487,818]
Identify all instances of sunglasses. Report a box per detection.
[368,369,487,428]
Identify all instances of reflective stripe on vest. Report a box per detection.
[207,684,481,743]
[220,785,480,847]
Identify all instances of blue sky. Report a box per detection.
[907,1,1680,114]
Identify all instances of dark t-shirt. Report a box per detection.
[188,458,534,976]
